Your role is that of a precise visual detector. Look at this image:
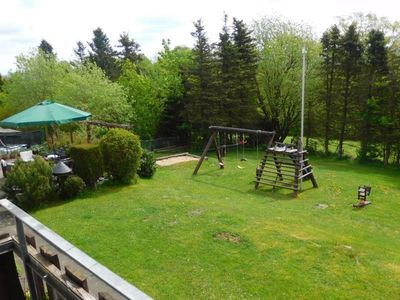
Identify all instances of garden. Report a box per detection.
[1,11,400,300]
[29,151,400,299]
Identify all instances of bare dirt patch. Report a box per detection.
[189,208,205,217]
[214,232,241,244]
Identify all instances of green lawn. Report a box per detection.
[33,152,400,299]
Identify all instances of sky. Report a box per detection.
[0,0,399,75]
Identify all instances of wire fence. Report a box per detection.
[141,137,186,152]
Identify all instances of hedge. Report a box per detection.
[100,129,142,184]
[69,143,103,188]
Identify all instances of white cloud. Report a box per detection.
[0,0,399,74]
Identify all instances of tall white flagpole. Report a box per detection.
[301,46,307,151]
[300,46,307,189]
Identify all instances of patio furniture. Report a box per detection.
[19,150,34,162]
[52,161,72,186]
[1,159,11,178]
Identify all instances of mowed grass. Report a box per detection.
[32,153,400,299]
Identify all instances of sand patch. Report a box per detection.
[156,153,199,166]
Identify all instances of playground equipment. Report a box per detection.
[193,126,318,197]
[193,126,275,175]
[254,141,318,196]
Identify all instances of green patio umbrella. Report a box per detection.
[0,100,91,128]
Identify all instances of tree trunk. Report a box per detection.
[338,76,350,159]
[383,143,391,165]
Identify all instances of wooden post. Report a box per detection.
[294,151,301,197]
[213,137,224,168]
[86,124,91,143]
[273,153,283,181]
[193,132,217,175]
[255,136,275,189]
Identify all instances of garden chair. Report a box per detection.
[20,150,34,162]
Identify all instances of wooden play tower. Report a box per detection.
[255,142,318,196]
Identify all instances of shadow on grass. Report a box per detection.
[192,172,297,202]
[31,183,129,213]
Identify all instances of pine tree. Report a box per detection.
[230,18,259,128]
[320,25,341,155]
[388,40,400,165]
[73,41,87,64]
[117,32,142,64]
[39,39,54,56]
[0,73,4,92]
[88,27,120,80]
[215,14,235,126]
[337,24,363,158]
[359,29,389,161]
[185,20,218,138]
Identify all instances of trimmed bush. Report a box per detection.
[60,175,85,199]
[69,144,103,188]
[100,129,143,184]
[3,157,54,209]
[138,150,157,178]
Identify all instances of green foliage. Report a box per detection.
[100,129,143,183]
[88,27,120,80]
[156,43,192,139]
[38,39,54,56]
[33,154,400,299]
[117,32,142,64]
[1,51,131,124]
[69,144,104,188]
[118,61,163,138]
[55,62,131,124]
[137,150,157,178]
[186,19,219,137]
[60,175,86,199]
[3,157,54,209]
[359,30,390,161]
[229,18,259,127]
[255,17,321,141]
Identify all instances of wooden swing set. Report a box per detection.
[193,125,318,196]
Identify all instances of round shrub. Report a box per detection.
[3,157,54,210]
[100,129,143,184]
[60,175,85,199]
[69,144,103,188]
[138,150,157,178]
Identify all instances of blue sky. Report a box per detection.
[0,0,399,74]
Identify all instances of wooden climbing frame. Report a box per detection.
[254,142,318,196]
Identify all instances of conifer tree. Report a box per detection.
[0,73,4,92]
[88,27,120,80]
[39,39,54,56]
[73,41,87,65]
[215,14,235,126]
[117,32,142,64]
[320,25,341,154]
[185,20,218,138]
[230,18,259,128]
[359,29,389,161]
[337,24,363,158]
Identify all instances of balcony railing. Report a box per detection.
[0,198,152,300]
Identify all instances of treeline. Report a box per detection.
[1,13,400,165]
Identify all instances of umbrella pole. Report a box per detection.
[45,126,50,146]
[44,126,54,151]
